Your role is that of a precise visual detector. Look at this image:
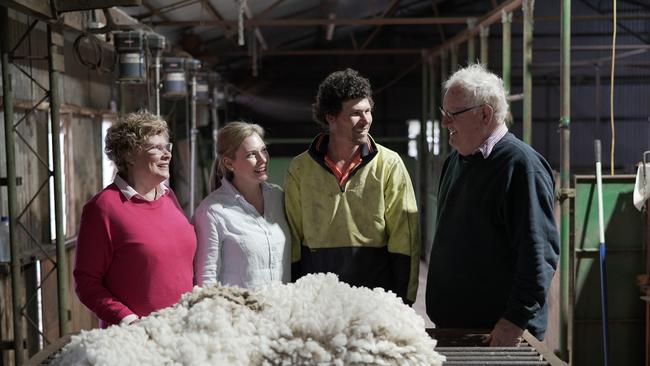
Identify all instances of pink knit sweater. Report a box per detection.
[74,184,196,327]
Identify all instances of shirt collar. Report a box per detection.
[219,177,239,197]
[114,174,169,201]
[219,177,269,198]
[476,123,508,159]
[312,133,375,158]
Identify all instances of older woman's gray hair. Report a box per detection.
[105,111,170,174]
[443,64,509,125]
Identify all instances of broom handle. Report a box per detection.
[595,139,609,366]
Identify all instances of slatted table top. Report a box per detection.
[427,328,567,366]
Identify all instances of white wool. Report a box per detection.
[54,273,445,366]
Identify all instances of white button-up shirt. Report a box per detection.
[192,178,291,289]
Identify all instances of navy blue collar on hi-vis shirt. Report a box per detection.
[308,133,377,190]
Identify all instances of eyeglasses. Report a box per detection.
[143,142,173,154]
[439,104,484,121]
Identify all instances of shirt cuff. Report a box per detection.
[502,307,530,331]
[120,314,139,325]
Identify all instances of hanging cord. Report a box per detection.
[609,0,617,175]
[238,0,246,46]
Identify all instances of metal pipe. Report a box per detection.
[595,64,600,139]
[559,0,571,360]
[450,44,458,72]
[429,58,437,150]
[594,140,610,366]
[440,50,449,156]
[48,25,70,338]
[467,18,477,64]
[118,83,125,116]
[502,11,512,95]
[427,58,437,252]
[24,261,39,356]
[152,16,472,27]
[204,42,650,59]
[189,73,198,217]
[480,25,489,66]
[154,55,161,116]
[211,87,219,160]
[522,0,534,145]
[2,7,25,365]
[419,53,429,252]
[647,189,650,366]
[159,10,649,29]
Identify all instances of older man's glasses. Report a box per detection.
[439,104,484,121]
[144,143,173,154]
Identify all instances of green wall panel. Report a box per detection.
[572,175,645,366]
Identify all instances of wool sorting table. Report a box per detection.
[428,329,567,366]
[29,328,568,365]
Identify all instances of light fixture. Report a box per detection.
[114,31,145,83]
[161,57,186,99]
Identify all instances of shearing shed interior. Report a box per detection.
[0,0,648,365]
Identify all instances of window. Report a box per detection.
[101,120,116,188]
[407,119,439,158]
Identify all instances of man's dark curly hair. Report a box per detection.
[312,68,374,128]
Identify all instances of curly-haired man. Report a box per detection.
[284,68,420,305]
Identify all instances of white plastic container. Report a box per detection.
[0,216,9,262]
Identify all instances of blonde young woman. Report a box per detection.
[193,122,290,289]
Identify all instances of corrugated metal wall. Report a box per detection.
[509,80,650,173]
[499,0,650,174]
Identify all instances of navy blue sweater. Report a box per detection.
[426,132,559,340]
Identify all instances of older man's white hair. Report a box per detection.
[444,63,509,125]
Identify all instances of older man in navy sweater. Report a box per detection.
[426,64,559,346]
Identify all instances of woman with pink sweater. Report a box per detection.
[74,111,196,328]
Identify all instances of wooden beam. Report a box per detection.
[263,48,422,55]
[360,0,401,50]
[429,0,522,58]
[350,32,359,49]
[0,98,111,117]
[0,0,54,19]
[56,0,141,13]
[200,0,235,38]
[325,13,336,41]
[244,2,268,50]
[203,48,423,58]
[140,0,170,21]
[61,7,141,34]
[137,0,198,19]
[534,44,650,51]
[527,13,650,22]
[257,0,286,19]
[432,0,446,41]
[151,16,469,27]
